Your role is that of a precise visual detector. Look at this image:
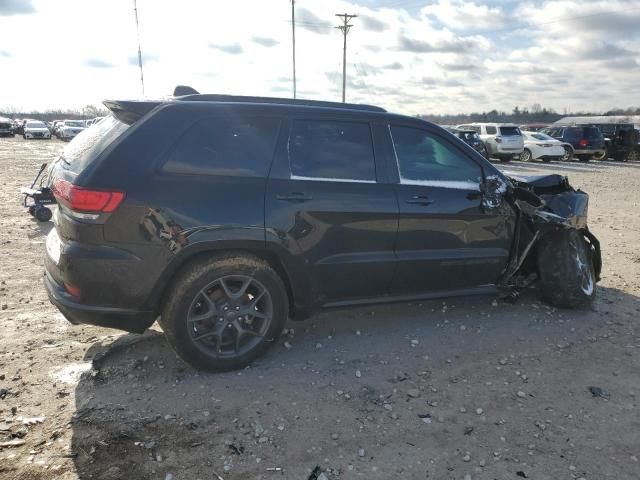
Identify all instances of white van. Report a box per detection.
[456,123,524,162]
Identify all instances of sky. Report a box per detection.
[0,0,639,115]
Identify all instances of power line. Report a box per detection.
[335,13,357,103]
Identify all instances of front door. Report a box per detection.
[387,124,512,295]
[265,117,398,304]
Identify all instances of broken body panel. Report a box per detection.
[493,173,602,287]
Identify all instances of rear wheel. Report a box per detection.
[159,253,288,372]
[626,149,640,162]
[520,149,532,162]
[592,148,607,161]
[537,229,596,308]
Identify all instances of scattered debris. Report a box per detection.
[0,439,26,448]
[407,388,421,398]
[463,426,474,435]
[20,416,45,426]
[589,386,610,399]
[517,471,528,478]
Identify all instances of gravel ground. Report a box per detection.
[0,135,639,480]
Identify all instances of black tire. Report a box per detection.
[592,148,607,161]
[562,145,574,161]
[159,253,288,372]
[626,149,640,162]
[520,149,532,162]
[34,206,52,222]
[537,229,596,308]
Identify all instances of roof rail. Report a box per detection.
[175,93,387,113]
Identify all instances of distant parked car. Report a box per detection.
[456,123,524,162]
[446,127,489,158]
[520,124,550,132]
[589,123,639,162]
[521,132,564,162]
[0,116,13,137]
[57,120,85,141]
[23,120,52,139]
[540,126,605,162]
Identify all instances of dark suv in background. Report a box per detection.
[445,127,489,158]
[43,89,601,372]
[592,123,639,162]
[542,125,605,162]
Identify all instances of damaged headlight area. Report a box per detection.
[497,173,602,307]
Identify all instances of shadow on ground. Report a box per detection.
[70,286,640,479]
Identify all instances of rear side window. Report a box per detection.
[485,126,497,135]
[499,126,521,136]
[163,116,281,177]
[288,119,376,181]
[583,127,603,139]
[390,126,482,184]
[61,116,129,173]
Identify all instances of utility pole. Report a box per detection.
[335,13,357,103]
[133,0,145,96]
[291,0,296,98]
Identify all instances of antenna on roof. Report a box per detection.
[133,0,145,97]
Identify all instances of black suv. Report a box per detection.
[44,90,601,371]
[591,123,639,162]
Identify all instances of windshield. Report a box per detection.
[499,126,521,136]
[26,121,46,128]
[61,116,129,172]
[65,121,84,127]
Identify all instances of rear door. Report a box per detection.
[386,123,512,295]
[265,115,398,304]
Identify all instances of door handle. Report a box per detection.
[276,192,313,202]
[405,195,434,206]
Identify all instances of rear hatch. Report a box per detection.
[566,127,604,149]
[498,126,524,149]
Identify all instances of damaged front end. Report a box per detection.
[492,174,602,288]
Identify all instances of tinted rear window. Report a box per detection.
[163,116,281,177]
[288,120,376,181]
[499,126,521,136]
[61,116,129,172]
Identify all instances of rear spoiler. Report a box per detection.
[102,100,161,125]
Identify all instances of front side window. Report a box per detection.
[288,119,376,181]
[163,116,281,177]
[390,126,482,184]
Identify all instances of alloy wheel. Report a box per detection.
[186,275,273,358]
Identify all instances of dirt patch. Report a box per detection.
[0,136,639,479]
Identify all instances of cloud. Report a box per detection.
[127,53,160,66]
[0,50,11,57]
[0,0,35,15]
[296,7,332,34]
[360,14,388,32]
[576,41,636,60]
[84,58,114,68]
[398,33,485,53]
[437,61,478,71]
[384,62,403,70]
[252,36,279,47]
[422,0,511,31]
[208,42,243,54]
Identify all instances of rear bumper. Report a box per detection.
[574,148,604,156]
[44,271,155,333]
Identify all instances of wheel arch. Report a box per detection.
[145,242,310,321]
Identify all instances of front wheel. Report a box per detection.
[592,148,607,161]
[159,253,288,372]
[537,229,596,308]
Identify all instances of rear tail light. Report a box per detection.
[495,137,502,143]
[578,139,589,147]
[63,281,81,299]
[53,179,125,213]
